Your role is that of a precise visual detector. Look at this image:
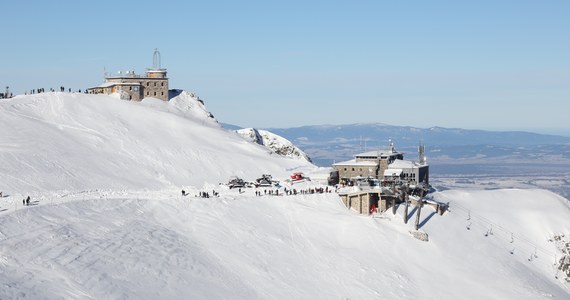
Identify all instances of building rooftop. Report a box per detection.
[333,159,379,167]
[389,159,414,169]
[93,82,141,88]
[355,149,402,158]
[383,159,428,177]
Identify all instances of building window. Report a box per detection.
[161,82,164,86]
[147,82,149,86]
[154,92,156,96]
[161,92,164,96]
[129,86,132,91]
[352,168,355,171]
[154,82,156,86]
[344,168,347,171]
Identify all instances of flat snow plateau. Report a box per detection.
[0,93,569,299]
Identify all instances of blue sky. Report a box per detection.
[1,0,569,135]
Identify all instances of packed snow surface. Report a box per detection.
[0,92,569,299]
[0,92,314,192]
[1,188,569,299]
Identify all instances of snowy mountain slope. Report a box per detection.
[0,92,314,192]
[0,92,569,299]
[236,128,312,162]
[0,187,568,299]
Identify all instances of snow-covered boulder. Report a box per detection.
[236,128,312,162]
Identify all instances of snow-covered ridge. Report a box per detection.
[0,92,314,191]
[236,128,312,162]
[155,90,218,126]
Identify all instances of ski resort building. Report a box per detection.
[334,141,435,217]
[332,141,429,186]
[87,49,169,101]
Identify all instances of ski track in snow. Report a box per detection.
[1,185,569,299]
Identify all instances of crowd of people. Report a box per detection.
[197,190,219,198]
[0,86,88,98]
[180,185,334,199]
[182,189,220,198]
[231,186,334,197]
[24,87,84,95]
[0,184,333,212]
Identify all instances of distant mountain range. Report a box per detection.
[266,123,570,146]
[224,123,570,168]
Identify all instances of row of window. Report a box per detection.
[344,167,369,172]
[123,86,164,97]
[145,81,165,87]
[117,87,165,97]
[342,167,417,178]
[145,91,164,96]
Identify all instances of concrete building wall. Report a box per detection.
[341,194,367,213]
[348,194,367,214]
[88,87,111,94]
[334,158,397,182]
[341,195,349,208]
[378,160,389,180]
[399,165,429,185]
[380,199,387,212]
[146,70,167,78]
[334,164,378,181]
[340,192,380,215]
[336,165,378,178]
[110,84,142,101]
[141,78,168,101]
[419,165,429,185]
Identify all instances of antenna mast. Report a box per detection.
[153,48,161,69]
[418,142,426,164]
